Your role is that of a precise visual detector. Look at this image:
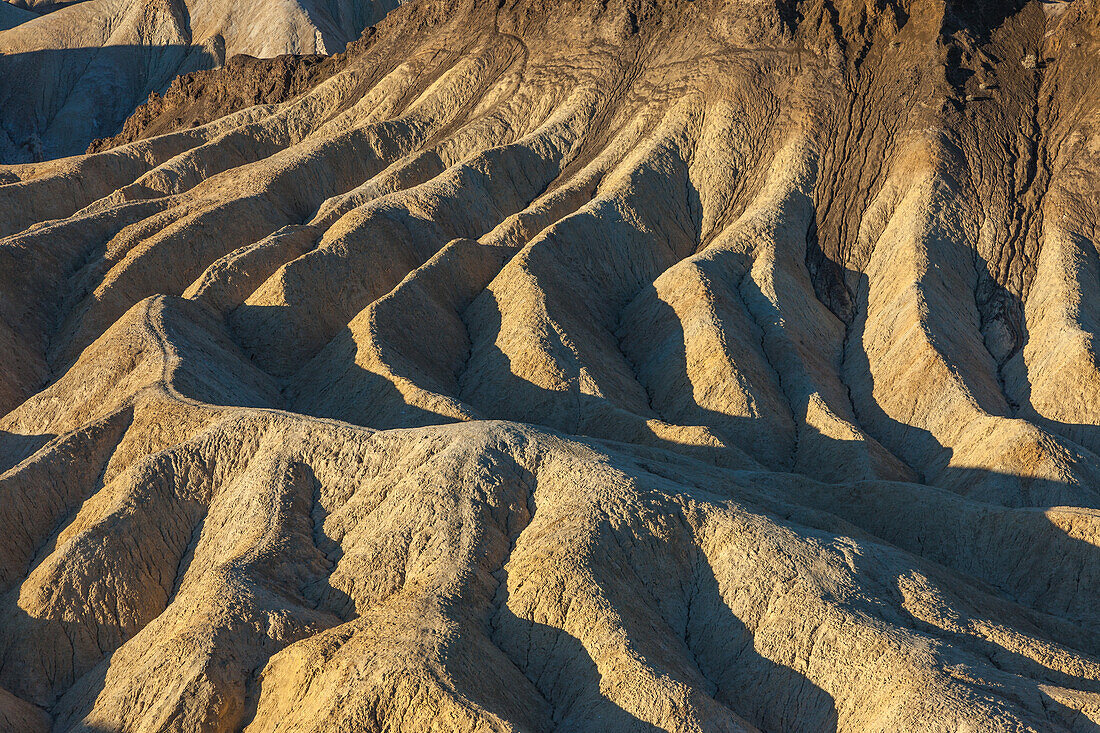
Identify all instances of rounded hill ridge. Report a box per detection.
[3,0,1100,730]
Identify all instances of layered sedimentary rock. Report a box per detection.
[3,0,1100,730]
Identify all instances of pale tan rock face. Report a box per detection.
[3,0,1100,730]
[0,0,401,161]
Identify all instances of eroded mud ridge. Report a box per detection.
[0,0,401,161]
[3,0,1100,730]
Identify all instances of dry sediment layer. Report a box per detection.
[3,0,1100,730]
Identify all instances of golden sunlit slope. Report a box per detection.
[3,0,1100,730]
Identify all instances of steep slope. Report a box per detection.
[0,0,401,161]
[0,3,36,31]
[85,43,367,153]
[3,0,1100,730]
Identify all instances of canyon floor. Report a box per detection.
[3,0,1100,730]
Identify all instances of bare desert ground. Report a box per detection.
[3,0,1100,730]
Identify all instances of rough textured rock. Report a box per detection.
[86,35,375,153]
[3,0,1100,730]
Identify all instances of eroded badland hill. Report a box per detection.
[3,0,1100,730]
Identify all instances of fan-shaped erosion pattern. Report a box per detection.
[4,0,1100,730]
